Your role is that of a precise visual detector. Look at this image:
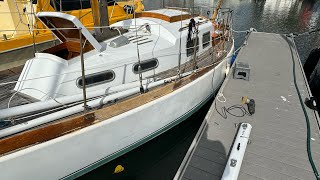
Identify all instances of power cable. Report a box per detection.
[214,100,251,119]
[286,35,320,180]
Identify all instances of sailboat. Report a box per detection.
[0,0,144,53]
[0,0,234,179]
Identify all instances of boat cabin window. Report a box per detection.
[202,31,211,49]
[133,58,159,74]
[77,70,115,88]
[186,37,199,57]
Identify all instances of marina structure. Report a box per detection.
[175,32,320,180]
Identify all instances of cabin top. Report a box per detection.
[37,12,103,52]
[136,9,191,23]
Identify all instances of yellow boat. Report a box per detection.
[0,0,144,52]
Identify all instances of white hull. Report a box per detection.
[0,43,234,179]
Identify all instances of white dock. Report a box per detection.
[175,32,320,180]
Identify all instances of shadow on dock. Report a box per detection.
[180,124,228,180]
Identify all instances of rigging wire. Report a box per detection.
[288,27,320,37]
[3,65,207,123]
[0,35,232,87]
[30,0,37,55]
[177,7,184,77]
[0,10,236,86]
[151,9,171,59]
[133,0,144,93]
[13,0,30,27]
[7,93,106,124]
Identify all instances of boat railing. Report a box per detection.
[164,5,233,21]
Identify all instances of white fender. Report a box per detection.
[221,123,252,180]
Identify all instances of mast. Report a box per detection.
[91,0,112,40]
[211,0,223,22]
[91,0,120,41]
[60,0,62,12]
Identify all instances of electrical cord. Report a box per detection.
[214,100,251,119]
[286,35,320,180]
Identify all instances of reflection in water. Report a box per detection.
[263,0,295,17]
[220,0,320,62]
[146,0,320,61]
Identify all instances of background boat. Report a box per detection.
[0,0,144,71]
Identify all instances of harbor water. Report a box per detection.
[78,0,320,179]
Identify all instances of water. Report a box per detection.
[78,98,214,180]
[146,0,320,62]
[79,0,320,179]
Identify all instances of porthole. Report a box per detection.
[133,58,159,74]
[77,70,115,88]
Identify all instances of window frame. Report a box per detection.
[132,58,159,74]
[186,37,200,57]
[76,70,115,88]
[202,31,211,49]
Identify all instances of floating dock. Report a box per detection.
[175,32,320,180]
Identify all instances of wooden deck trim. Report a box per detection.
[0,66,212,156]
[0,113,95,155]
[135,12,191,23]
[42,40,94,60]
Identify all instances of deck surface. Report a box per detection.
[175,32,320,180]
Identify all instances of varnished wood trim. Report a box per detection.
[0,66,212,156]
[43,40,93,60]
[135,12,191,23]
[0,113,95,155]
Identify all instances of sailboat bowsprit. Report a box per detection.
[0,4,234,179]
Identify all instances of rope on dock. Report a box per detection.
[288,27,320,37]
[232,28,257,34]
[232,27,319,37]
